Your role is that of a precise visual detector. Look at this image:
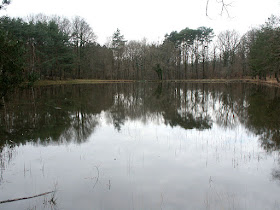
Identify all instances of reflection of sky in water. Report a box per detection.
[1,110,280,210]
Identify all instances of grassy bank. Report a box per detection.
[33,78,280,87]
[33,79,135,86]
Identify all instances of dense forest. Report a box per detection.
[1,1,280,93]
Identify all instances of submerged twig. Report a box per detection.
[92,166,100,189]
[0,191,55,204]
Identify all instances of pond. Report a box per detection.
[0,82,280,210]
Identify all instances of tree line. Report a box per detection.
[1,12,280,92]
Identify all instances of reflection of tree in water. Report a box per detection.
[0,88,72,145]
[0,84,114,146]
[156,83,213,129]
[63,113,99,143]
[245,86,280,151]
[165,112,212,130]
[0,144,15,186]
[1,82,280,181]
[106,83,214,131]
[238,86,280,182]
[272,168,280,181]
[110,93,126,132]
[0,82,279,152]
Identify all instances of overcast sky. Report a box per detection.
[2,0,280,44]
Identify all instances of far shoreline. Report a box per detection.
[31,78,280,88]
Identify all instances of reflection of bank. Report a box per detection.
[0,82,279,153]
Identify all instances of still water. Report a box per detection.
[0,82,280,210]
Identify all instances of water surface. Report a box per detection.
[1,82,280,210]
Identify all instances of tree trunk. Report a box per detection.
[275,72,280,83]
[202,56,205,79]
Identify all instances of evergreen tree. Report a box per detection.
[0,29,24,95]
[111,28,126,79]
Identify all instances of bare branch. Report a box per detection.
[0,0,10,10]
[206,0,210,16]
[206,0,233,17]
[0,191,55,204]
[217,0,232,17]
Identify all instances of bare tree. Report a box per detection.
[51,15,72,37]
[71,16,96,78]
[217,30,240,77]
[25,13,50,24]
[71,16,96,47]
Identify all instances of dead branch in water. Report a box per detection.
[0,191,55,204]
[92,165,100,189]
